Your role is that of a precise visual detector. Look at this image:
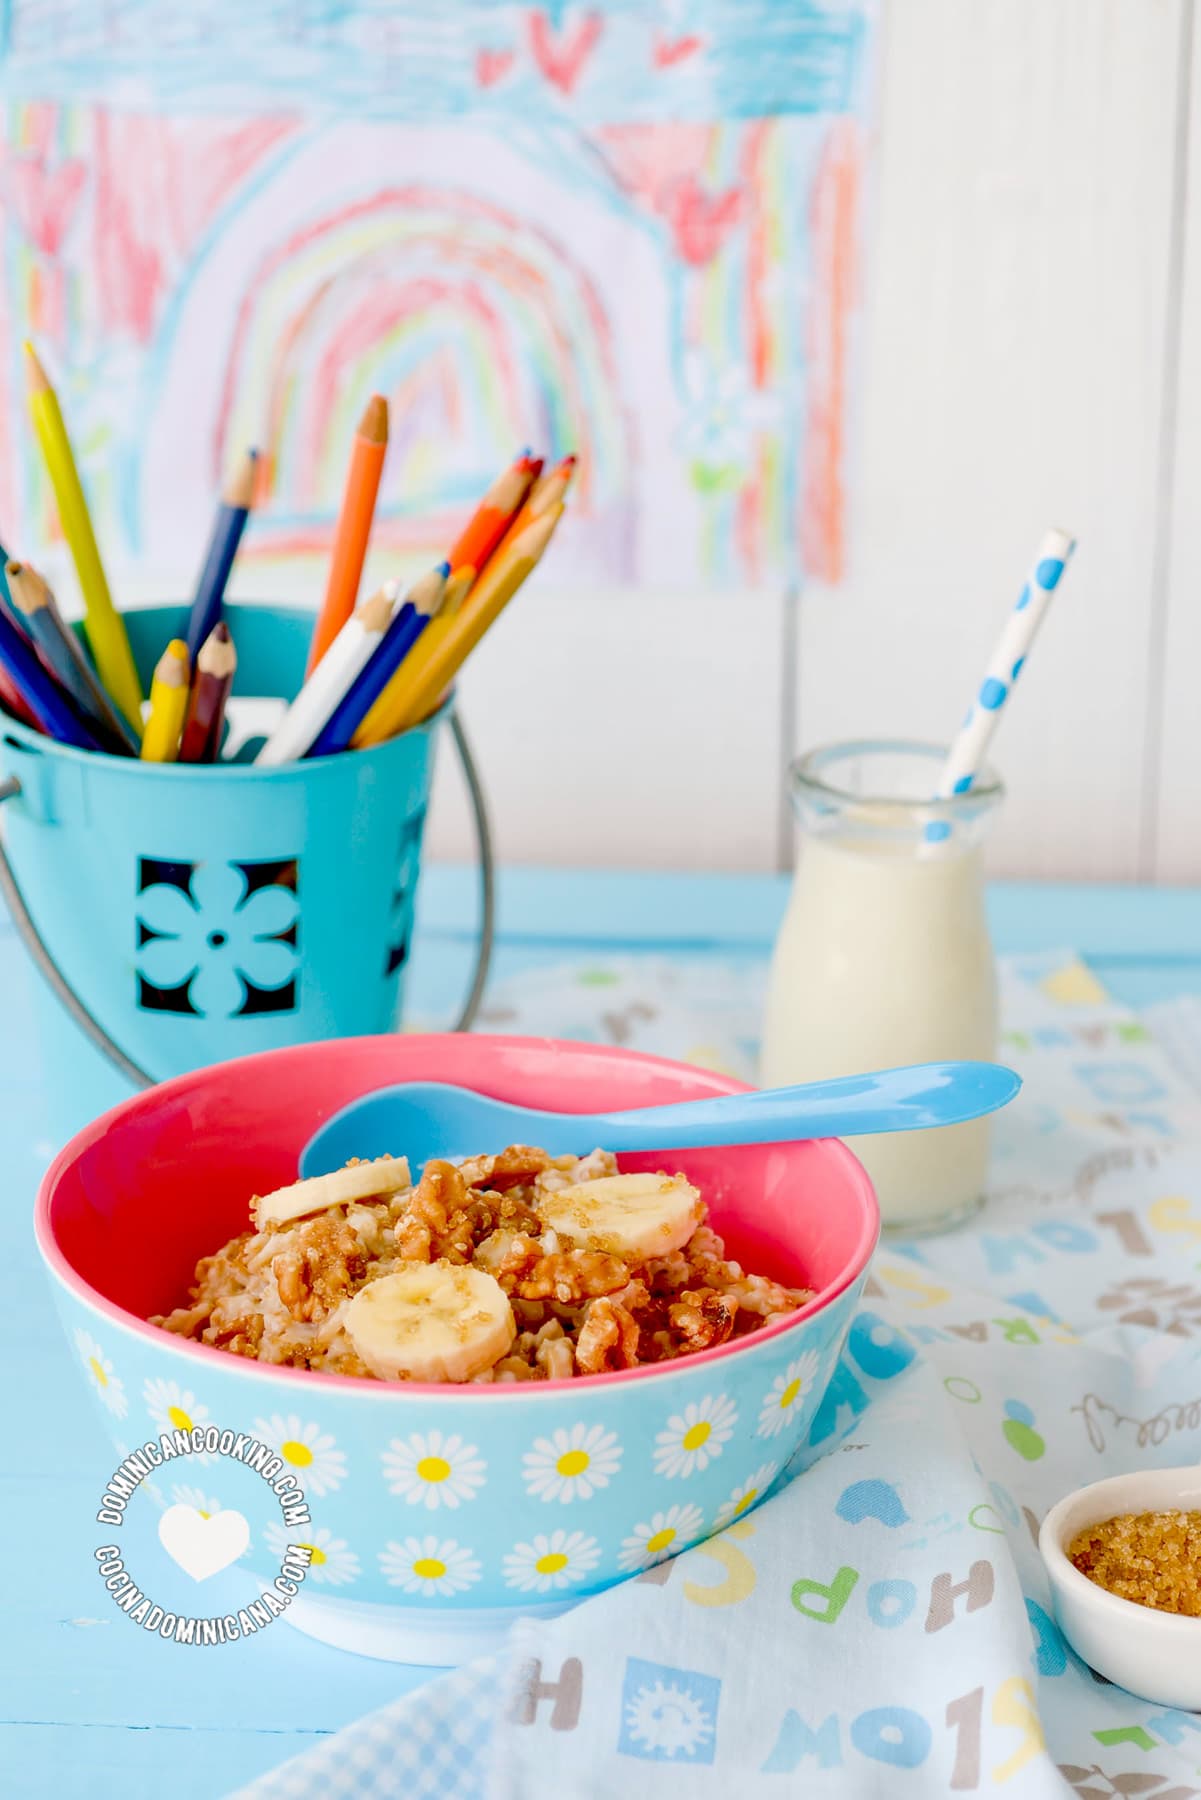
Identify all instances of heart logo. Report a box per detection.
[157,1504,250,1582]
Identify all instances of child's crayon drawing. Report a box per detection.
[0,3,876,589]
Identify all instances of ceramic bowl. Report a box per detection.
[36,1033,878,1664]
[1039,1466,1201,1710]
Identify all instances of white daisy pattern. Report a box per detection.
[263,1522,359,1587]
[522,1423,622,1504]
[379,1537,482,1597]
[618,1504,706,1572]
[252,1416,347,1497]
[74,1328,128,1419]
[715,1461,780,1528]
[170,1484,222,1518]
[143,1376,210,1437]
[503,1529,601,1594]
[381,1431,486,1511]
[756,1350,822,1438]
[653,1394,738,1479]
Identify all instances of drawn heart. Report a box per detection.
[475,47,516,88]
[660,176,744,267]
[8,155,86,257]
[158,1504,250,1582]
[653,33,703,69]
[527,10,603,96]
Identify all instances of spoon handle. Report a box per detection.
[582,1061,1020,1150]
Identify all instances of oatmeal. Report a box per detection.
[151,1145,812,1383]
[1068,1509,1201,1617]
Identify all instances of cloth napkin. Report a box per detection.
[239,952,1201,1800]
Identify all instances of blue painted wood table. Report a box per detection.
[5,868,1200,1799]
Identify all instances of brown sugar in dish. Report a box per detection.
[1068,1510,1201,1617]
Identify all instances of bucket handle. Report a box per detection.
[0,704,495,1090]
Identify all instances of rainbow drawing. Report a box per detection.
[0,3,877,592]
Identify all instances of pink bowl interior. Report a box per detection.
[37,1034,878,1362]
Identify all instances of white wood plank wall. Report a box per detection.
[426,0,1200,880]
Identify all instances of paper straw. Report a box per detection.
[935,528,1076,799]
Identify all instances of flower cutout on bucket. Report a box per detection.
[135,858,299,1019]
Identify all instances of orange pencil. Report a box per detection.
[447,451,540,582]
[306,395,388,675]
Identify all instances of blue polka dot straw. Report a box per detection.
[936,527,1076,799]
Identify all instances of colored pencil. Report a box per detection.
[6,560,139,755]
[185,449,259,666]
[308,563,450,758]
[141,639,191,763]
[179,623,236,764]
[351,565,475,748]
[445,451,541,583]
[506,453,576,543]
[306,395,388,675]
[0,573,60,730]
[24,341,143,733]
[0,598,104,750]
[257,584,398,766]
[373,506,563,736]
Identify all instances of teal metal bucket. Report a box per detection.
[0,602,492,1143]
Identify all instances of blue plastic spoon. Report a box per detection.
[300,1060,1021,1178]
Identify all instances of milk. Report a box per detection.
[761,744,1001,1232]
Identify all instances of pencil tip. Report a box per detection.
[360,395,389,443]
[23,340,49,389]
[212,622,231,642]
[437,560,451,577]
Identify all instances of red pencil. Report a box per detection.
[179,622,236,763]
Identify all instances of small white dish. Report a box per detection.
[1039,1466,1201,1710]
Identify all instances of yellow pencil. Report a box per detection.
[141,639,190,762]
[352,564,475,747]
[368,504,564,738]
[24,341,143,733]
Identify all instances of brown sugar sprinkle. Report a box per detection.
[1068,1509,1201,1617]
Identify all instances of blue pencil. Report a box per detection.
[184,448,258,666]
[0,598,103,750]
[306,562,450,758]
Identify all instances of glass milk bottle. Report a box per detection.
[761,740,1003,1233]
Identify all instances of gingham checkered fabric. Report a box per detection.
[232,1657,503,1798]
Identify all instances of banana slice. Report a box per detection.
[252,1156,412,1231]
[535,1171,703,1259]
[345,1259,516,1382]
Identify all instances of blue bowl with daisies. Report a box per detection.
[36,1032,878,1665]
